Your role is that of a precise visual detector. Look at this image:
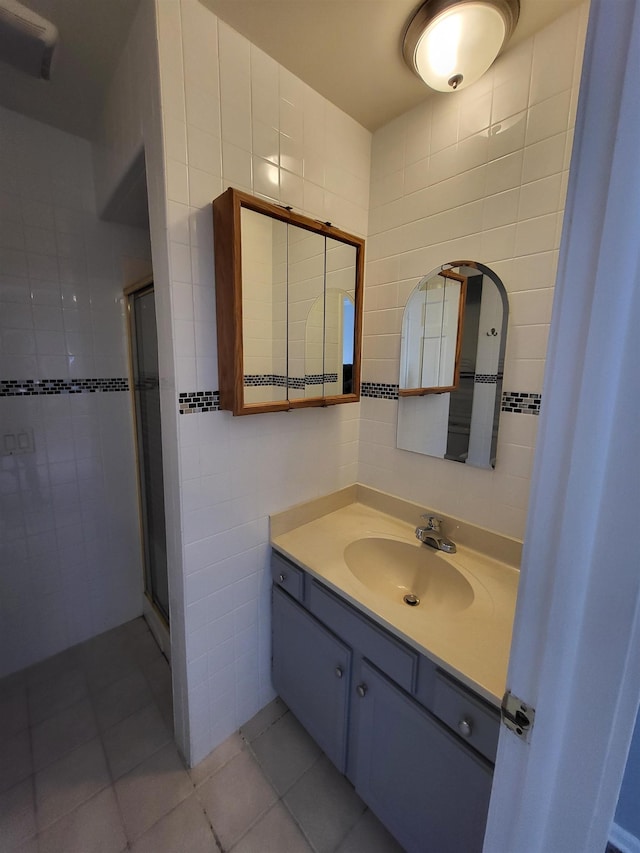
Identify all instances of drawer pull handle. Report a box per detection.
[278,573,286,583]
[356,683,368,698]
[335,666,344,679]
[458,718,472,738]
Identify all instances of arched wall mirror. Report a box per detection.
[397,261,508,470]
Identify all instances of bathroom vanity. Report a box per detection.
[270,485,520,853]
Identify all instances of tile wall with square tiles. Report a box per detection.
[0,103,151,679]
[359,4,589,540]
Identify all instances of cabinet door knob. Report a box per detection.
[458,718,472,738]
[278,573,286,583]
[356,683,368,698]
[335,666,344,679]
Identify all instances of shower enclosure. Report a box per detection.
[125,280,170,637]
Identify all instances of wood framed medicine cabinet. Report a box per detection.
[212,187,365,416]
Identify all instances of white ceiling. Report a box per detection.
[201,0,585,131]
[0,0,584,140]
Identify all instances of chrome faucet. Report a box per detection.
[415,515,456,554]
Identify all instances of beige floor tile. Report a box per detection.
[93,670,152,732]
[38,787,127,853]
[190,732,245,787]
[27,667,88,726]
[122,618,151,643]
[131,794,219,853]
[231,802,312,853]
[115,742,193,841]
[336,809,404,853]
[35,737,110,830]
[11,835,39,853]
[26,647,83,689]
[127,631,163,668]
[155,686,174,733]
[0,729,32,795]
[32,698,98,771]
[144,655,172,698]
[0,778,36,851]
[239,697,288,743]
[102,702,170,780]
[284,755,366,853]
[197,749,277,850]
[251,711,321,795]
[85,649,140,695]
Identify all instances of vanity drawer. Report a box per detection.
[432,671,500,764]
[271,552,305,603]
[308,580,418,694]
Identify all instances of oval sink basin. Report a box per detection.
[343,537,474,612]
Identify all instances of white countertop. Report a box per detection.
[271,492,520,707]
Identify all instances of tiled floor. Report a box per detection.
[0,617,403,853]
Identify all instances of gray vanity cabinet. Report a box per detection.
[272,586,351,773]
[350,660,493,853]
[271,550,498,853]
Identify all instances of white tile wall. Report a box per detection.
[0,106,151,677]
[360,4,589,540]
[151,0,371,764]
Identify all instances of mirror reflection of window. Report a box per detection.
[397,262,508,470]
[342,295,354,394]
[399,269,466,394]
[305,289,355,398]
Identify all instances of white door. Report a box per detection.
[484,2,640,850]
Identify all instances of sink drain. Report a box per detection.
[403,593,420,607]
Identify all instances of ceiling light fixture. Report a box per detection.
[403,0,519,92]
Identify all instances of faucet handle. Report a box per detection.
[420,514,442,531]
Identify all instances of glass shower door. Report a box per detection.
[128,284,169,625]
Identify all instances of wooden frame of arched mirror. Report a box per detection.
[399,267,467,396]
[213,187,365,416]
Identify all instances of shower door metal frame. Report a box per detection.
[124,276,170,631]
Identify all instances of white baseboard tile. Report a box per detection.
[610,822,640,853]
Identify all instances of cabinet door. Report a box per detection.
[272,586,351,773]
[350,660,493,853]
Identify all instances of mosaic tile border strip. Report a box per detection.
[361,382,400,400]
[176,384,542,415]
[361,381,541,415]
[475,374,499,384]
[243,373,339,389]
[305,373,339,386]
[178,390,220,414]
[0,378,129,397]
[501,391,541,415]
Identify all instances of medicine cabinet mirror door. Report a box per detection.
[240,206,288,407]
[397,261,508,470]
[213,187,364,416]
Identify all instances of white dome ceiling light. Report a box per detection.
[403,0,519,93]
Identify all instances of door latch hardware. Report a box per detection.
[501,691,535,743]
